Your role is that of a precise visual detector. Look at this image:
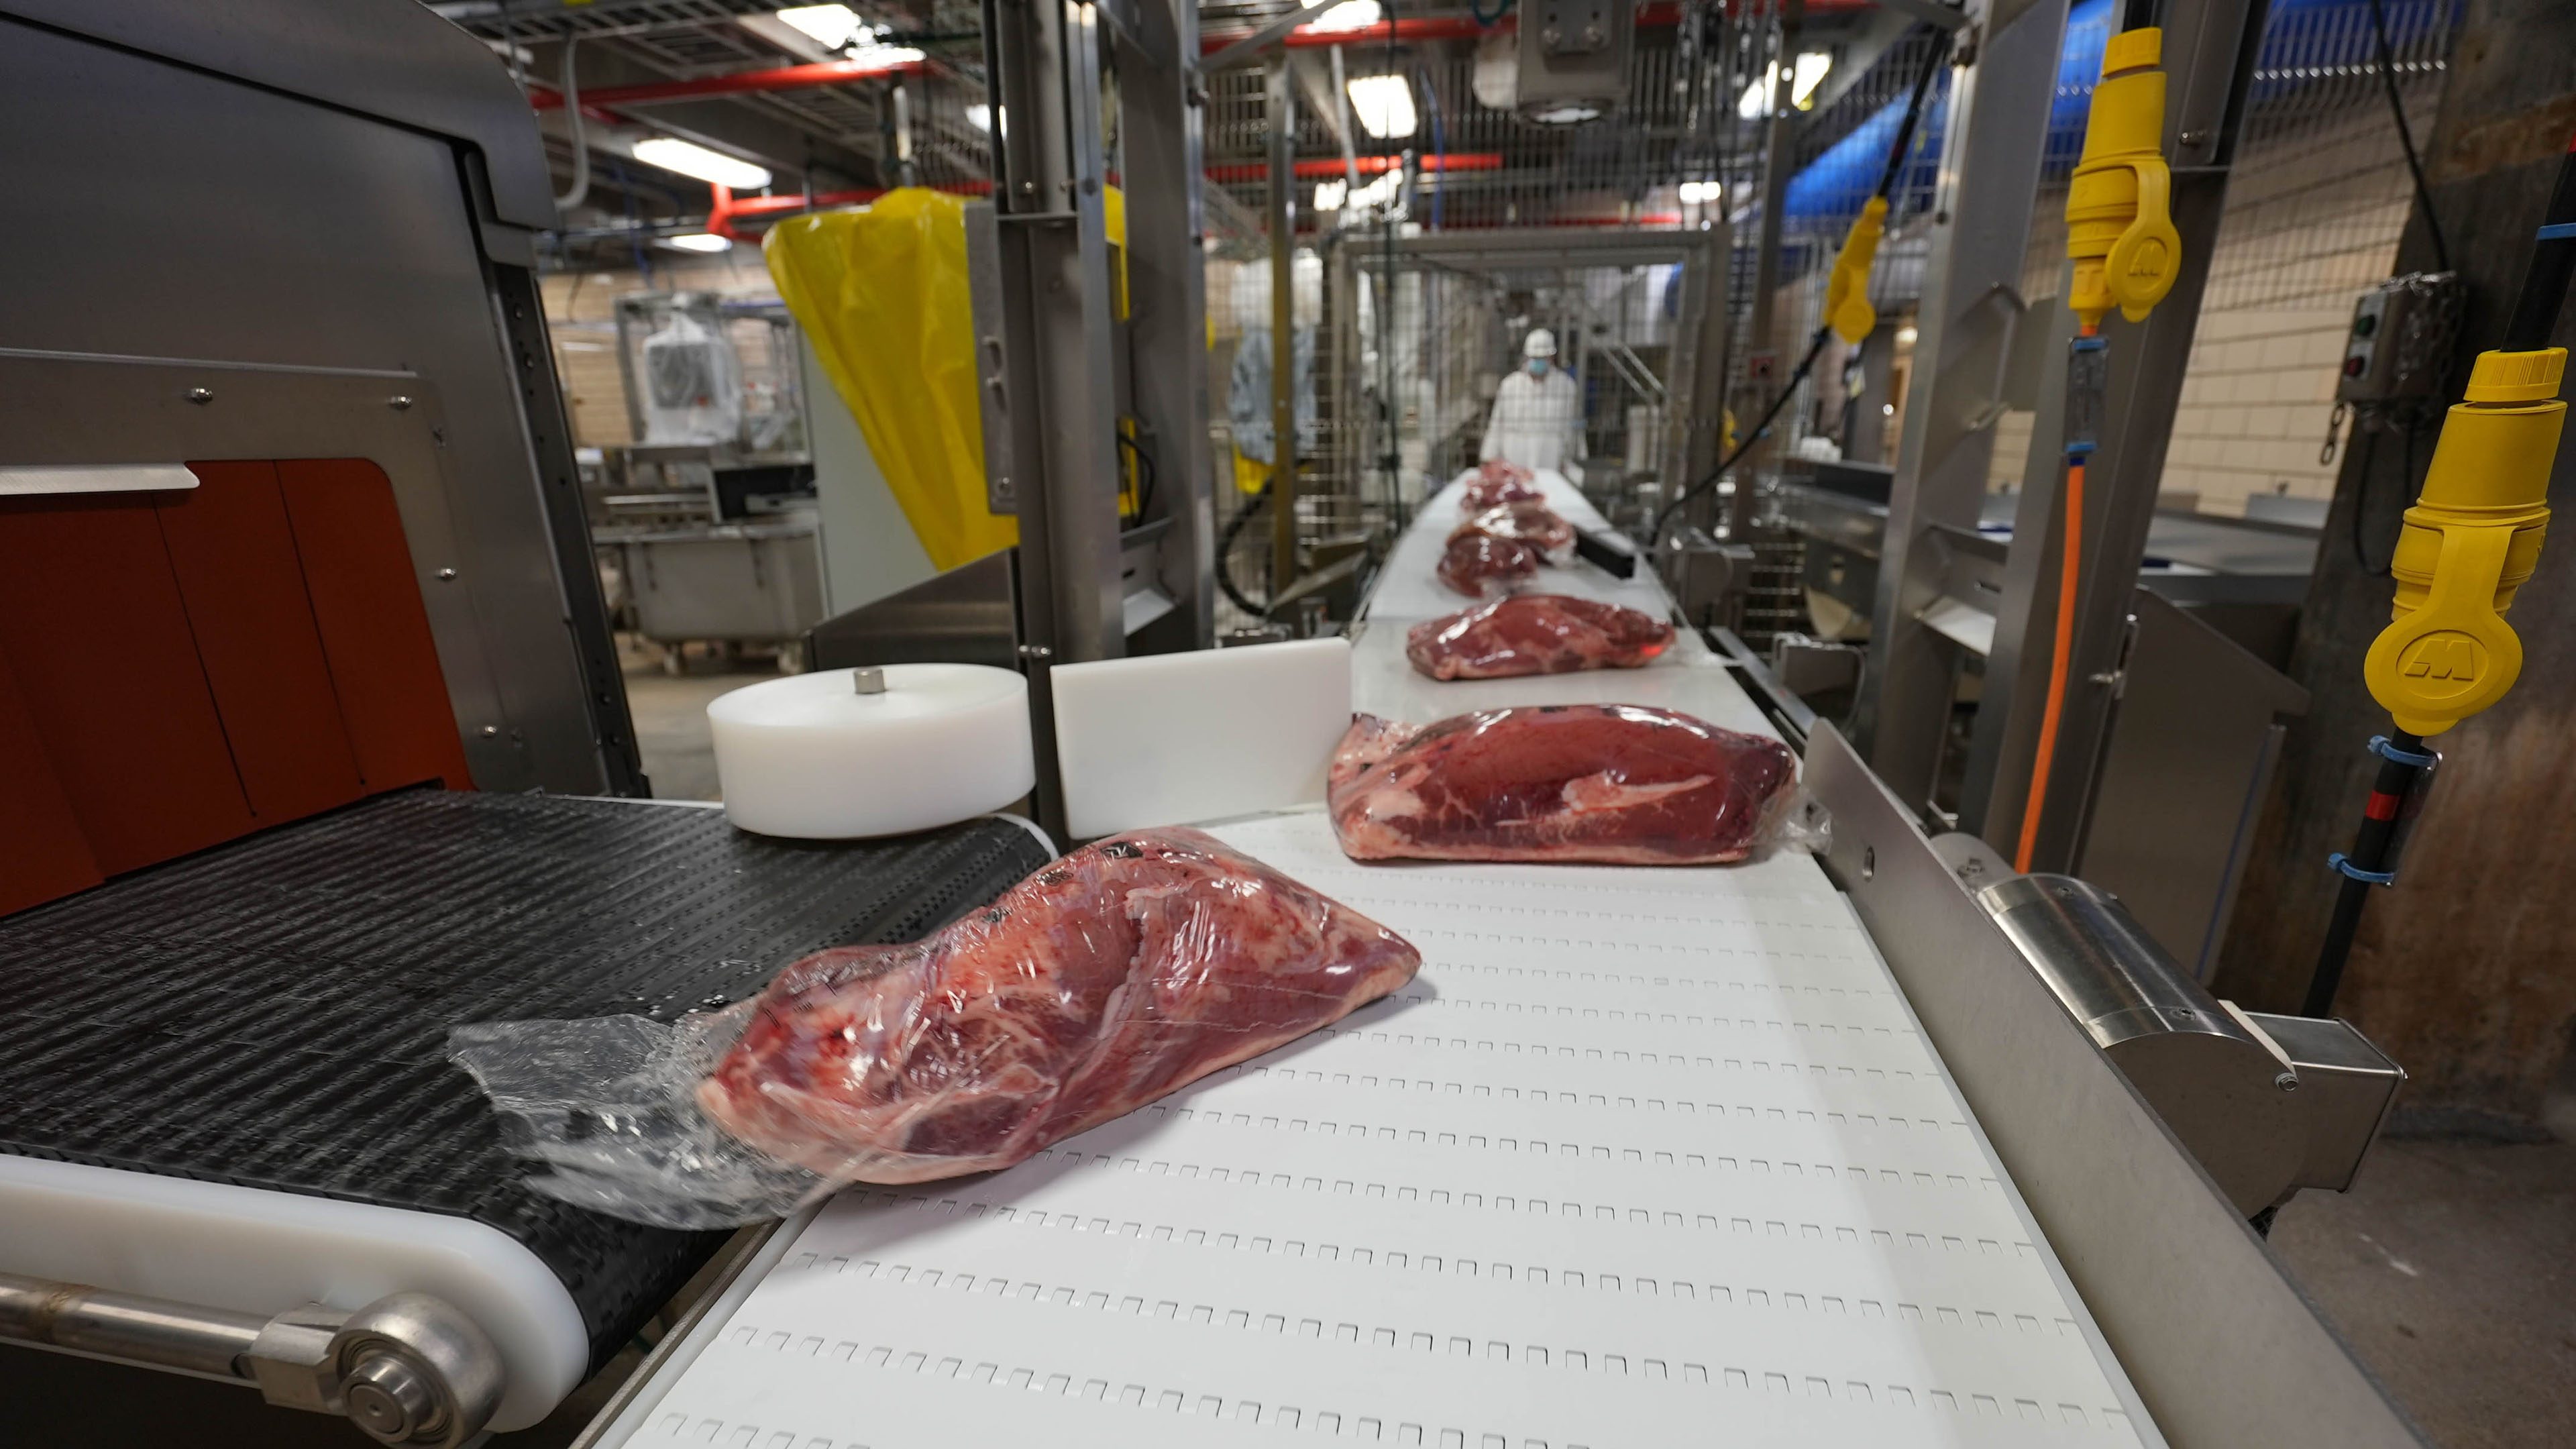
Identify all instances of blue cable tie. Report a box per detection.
[2368,733,2438,769]
[2329,852,2398,887]
[2538,222,2576,241]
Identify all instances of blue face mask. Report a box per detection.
[1526,358,1550,378]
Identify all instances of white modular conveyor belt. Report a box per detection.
[1350,471,1762,730]
[1361,470,1674,627]
[589,470,2163,1449]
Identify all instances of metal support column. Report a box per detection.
[1664,223,1735,504]
[1735,0,1803,533]
[1114,0,1218,647]
[983,0,1128,829]
[1966,0,2271,867]
[1266,55,1299,600]
[1850,0,2068,817]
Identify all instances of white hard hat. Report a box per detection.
[1523,328,1557,358]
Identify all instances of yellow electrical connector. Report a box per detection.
[2364,347,2564,736]
[1825,196,1888,345]
[2065,28,2182,329]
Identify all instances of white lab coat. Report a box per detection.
[1479,366,1585,474]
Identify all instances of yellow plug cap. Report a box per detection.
[2465,347,2566,402]
[1825,197,1889,345]
[2363,347,2564,735]
[2065,28,2180,329]
[2102,26,2161,73]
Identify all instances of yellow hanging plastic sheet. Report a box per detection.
[764,189,1016,571]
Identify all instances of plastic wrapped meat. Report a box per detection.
[1436,531,1542,598]
[1329,706,1799,865]
[1459,470,1543,514]
[451,827,1419,1226]
[1406,594,1676,681]
[1451,499,1576,556]
[698,827,1419,1183]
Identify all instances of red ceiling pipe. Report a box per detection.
[1202,13,1488,50]
[1205,152,1503,183]
[706,180,996,237]
[536,0,1875,111]
[533,55,924,111]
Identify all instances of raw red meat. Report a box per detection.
[1406,594,1675,681]
[698,827,1419,1183]
[1450,498,1575,555]
[1436,531,1542,597]
[1328,706,1799,865]
[1459,471,1543,513]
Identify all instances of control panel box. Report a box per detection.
[2337,271,2463,405]
[1515,0,1635,109]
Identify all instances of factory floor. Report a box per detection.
[2267,1130,2576,1446]
[610,648,2576,1447]
[620,637,784,801]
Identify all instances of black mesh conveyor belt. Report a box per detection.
[0,790,1052,1367]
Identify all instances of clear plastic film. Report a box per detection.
[1328,706,1822,866]
[1450,499,1576,560]
[1405,594,1676,682]
[451,828,1420,1229]
[1458,461,1541,514]
[1434,531,1542,598]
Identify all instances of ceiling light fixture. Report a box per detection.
[1677,180,1723,205]
[774,5,865,50]
[632,138,774,191]
[965,103,991,131]
[663,233,735,254]
[1735,51,1833,119]
[1527,103,1603,125]
[1305,0,1383,34]
[1346,74,1417,139]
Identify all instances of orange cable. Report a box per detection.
[2017,455,2086,871]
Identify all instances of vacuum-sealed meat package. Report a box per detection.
[1406,594,1675,681]
[451,827,1420,1227]
[1329,706,1804,865]
[1451,499,1575,557]
[1458,469,1542,514]
[1436,531,1542,597]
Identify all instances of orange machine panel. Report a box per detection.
[158,462,368,823]
[0,645,104,915]
[0,493,258,875]
[276,459,476,792]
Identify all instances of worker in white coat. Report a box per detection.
[1479,327,1585,476]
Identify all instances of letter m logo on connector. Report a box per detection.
[2399,633,2483,685]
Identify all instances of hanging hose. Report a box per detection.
[2015,338,2094,873]
[552,38,591,215]
[2014,20,2179,870]
[1216,482,1274,617]
[1652,25,1952,548]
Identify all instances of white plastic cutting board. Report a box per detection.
[1052,637,1352,841]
